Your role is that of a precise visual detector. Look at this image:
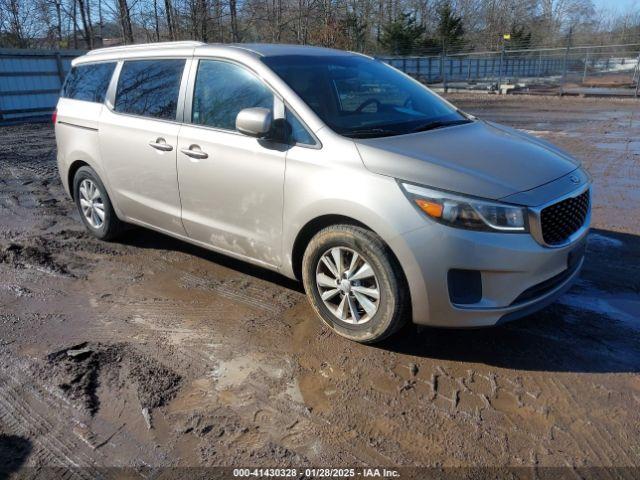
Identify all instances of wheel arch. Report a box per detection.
[67,159,91,200]
[291,214,367,281]
[66,158,124,221]
[290,215,410,313]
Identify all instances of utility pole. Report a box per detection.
[497,33,509,94]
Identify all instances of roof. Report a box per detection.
[85,41,205,56]
[224,43,357,58]
[84,41,355,59]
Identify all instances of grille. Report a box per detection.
[541,190,590,245]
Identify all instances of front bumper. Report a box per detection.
[389,221,588,328]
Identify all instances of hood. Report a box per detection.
[354,120,580,200]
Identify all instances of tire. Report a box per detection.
[73,166,124,241]
[302,224,408,343]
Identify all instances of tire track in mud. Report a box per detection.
[290,320,638,467]
[0,356,184,479]
[0,369,105,479]
[545,374,638,469]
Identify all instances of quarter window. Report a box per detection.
[285,108,315,146]
[114,59,185,120]
[192,60,273,131]
[62,62,116,103]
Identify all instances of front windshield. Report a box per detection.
[261,54,469,138]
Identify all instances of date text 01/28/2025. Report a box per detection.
[232,468,401,477]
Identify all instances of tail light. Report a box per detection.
[52,109,57,124]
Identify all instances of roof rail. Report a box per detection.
[86,41,205,56]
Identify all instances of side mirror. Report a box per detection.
[236,108,273,138]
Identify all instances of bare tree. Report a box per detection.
[229,0,239,41]
[76,0,94,47]
[164,0,176,39]
[1,0,28,46]
[2,0,638,57]
[117,0,134,43]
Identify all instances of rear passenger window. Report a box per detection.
[62,63,116,103]
[115,59,185,120]
[192,60,273,131]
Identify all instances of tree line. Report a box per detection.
[1,0,639,54]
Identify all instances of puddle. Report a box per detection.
[210,354,284,390]
[520,129,571,137]
[588,232,624,249]
[211,356,257,389]
[558,292,640,329]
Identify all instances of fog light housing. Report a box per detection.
[448,269,482,305]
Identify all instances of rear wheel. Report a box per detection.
[302,225,408,343]
[73,166,124,241]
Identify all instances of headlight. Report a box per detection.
[401,183,528,232]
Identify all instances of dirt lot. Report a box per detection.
[0,95,639,477]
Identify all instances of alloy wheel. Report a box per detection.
[315,247,380,324]
[79,179,105,228]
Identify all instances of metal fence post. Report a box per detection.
[560,27,573,96]
[497,45,505,94]
[633,53,640,85]
[582,50,590,85]
[441,51,448,93]
[635,53,640,98]
[54,52,66,87]
[537,50,542,76]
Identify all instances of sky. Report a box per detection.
[592,0,639,14]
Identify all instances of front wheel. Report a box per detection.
[302,225,408,343]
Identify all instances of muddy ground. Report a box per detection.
[0,95,639,477]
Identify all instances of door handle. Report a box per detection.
[180,145,208,160]
[148,138,173,151]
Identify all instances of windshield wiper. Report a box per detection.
[342,128,400,139]
[410,118,471,134]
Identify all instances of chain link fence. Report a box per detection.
[379,43,640,97]
[1,42,639,125]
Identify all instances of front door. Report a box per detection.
[99,58,188,235]
[177,59,286,267]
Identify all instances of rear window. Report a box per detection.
[114,59,186,120]
[61,62,116,103]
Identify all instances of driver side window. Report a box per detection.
[192,60,274,131]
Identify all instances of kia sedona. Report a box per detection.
[54,41,591,343]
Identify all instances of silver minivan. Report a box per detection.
[55,41,591,343]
